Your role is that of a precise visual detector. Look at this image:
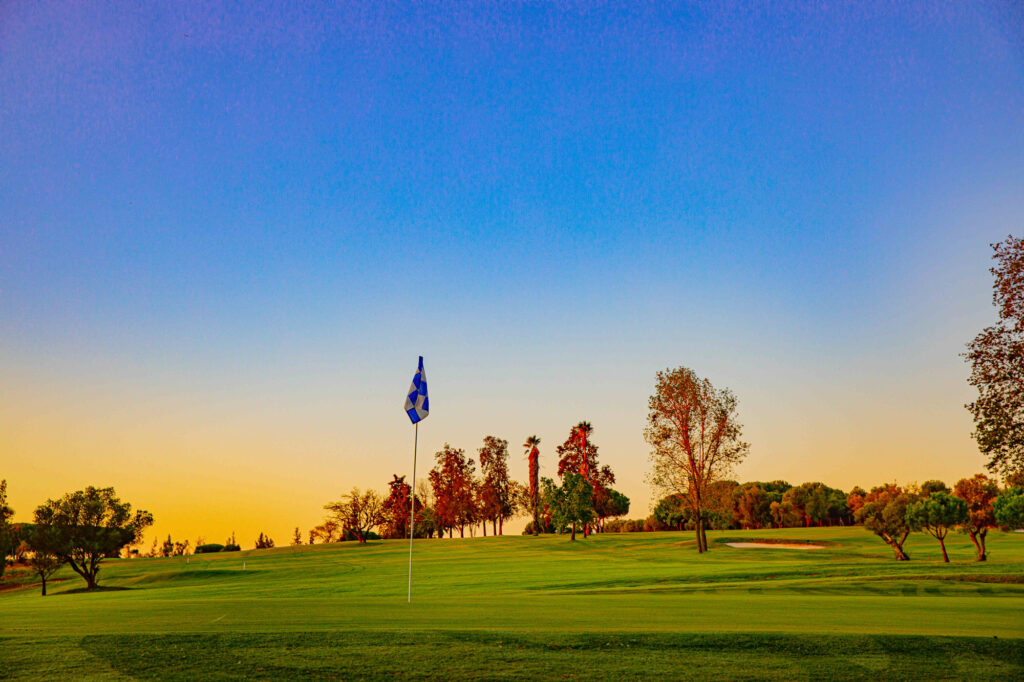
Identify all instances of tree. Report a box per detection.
[994,487,1024,529]
[954,474,999,561]
[381,475,414,539]
[920,480,950,496]
[32,486,153,589]
[255,533,274,549]
[905,492,968,562]
[846,487,867,517]
[645,367,750,552]
[733,483,772,529]
[0,480,14,579]
[23,523,65,596]
[541,473,594,541]
[291,527,303,546]
[593,486,630,530]
[556,422,615,537]
[653,493,690,530]
[855,485,915,560]
[161,534,175,558]
[965,235,1024,478]
[310,520,339,544]
[324,488,384,544]
[524,435,541,536]
[478,436,514,535]
[429,444,476,538]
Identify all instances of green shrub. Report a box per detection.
[222,544,241,552]
[194,544,224,554]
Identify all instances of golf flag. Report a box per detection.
[404,356,429,424]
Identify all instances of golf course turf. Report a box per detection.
[1,527,1022,679]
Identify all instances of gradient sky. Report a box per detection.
[2,1,1023,548]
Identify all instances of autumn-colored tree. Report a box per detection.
[381,475,415,539]
[965,236,1024,478]
[905,492,968,562]
[855,484,915,561]
[324,488,384,544]
[645,367,749,552]
[593,486,630,530]
[733,483,772,529]
[557,422,615,537]
[953,474,999,561]
[254,533,274,549]
[310,519,339,544]
[478,436,514,535]
[291,527,302,546]
[846,487,867,516]
[429,444,476,538]
[556,423,614,488]
[524,435,541,536]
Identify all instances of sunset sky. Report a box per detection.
[2,2,1023,547]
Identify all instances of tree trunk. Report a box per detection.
[482,523,487,536]
[570,522,576,541]
[40,574,47,596]
[448,528,452,539]
[459,525,464,538]
[700,519,709,552]
[499,518,503,536]
[695,517,705,553]
[938,537,949,563]
[969,530,986,561]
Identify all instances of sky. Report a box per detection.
[2,1,1023,548]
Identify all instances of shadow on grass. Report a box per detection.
[73,631,1024,680]
[55,585,132,596]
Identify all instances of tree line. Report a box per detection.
[309,424,631,544]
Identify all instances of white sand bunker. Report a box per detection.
[724,542,825,550]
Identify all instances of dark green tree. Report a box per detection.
[23,522,65,595]
[994,487,1024,529]
[541,473,594,541]
[0,480,13,579]
[33,486,153,589]
[905,492,968,562]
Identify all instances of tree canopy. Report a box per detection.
[965,235,1024,478]
[645,367,749,552]
[33,486,153,589]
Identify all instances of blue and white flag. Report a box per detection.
[404,356,429,424]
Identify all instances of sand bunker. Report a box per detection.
[724,542,824,550]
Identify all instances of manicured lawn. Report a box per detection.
[2,527,1022,679]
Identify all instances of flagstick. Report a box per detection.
[408,421,418,603]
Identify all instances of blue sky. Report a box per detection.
[2,1,1022,541]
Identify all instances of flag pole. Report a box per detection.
[408,421,418,602]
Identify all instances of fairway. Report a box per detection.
[2,527,1023,679]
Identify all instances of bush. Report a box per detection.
[222,544,241,552]
[194,544,225,554]
[342,529,380,542]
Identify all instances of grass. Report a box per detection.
[1,527,1022,679]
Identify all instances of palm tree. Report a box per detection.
[524,435,541,535]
